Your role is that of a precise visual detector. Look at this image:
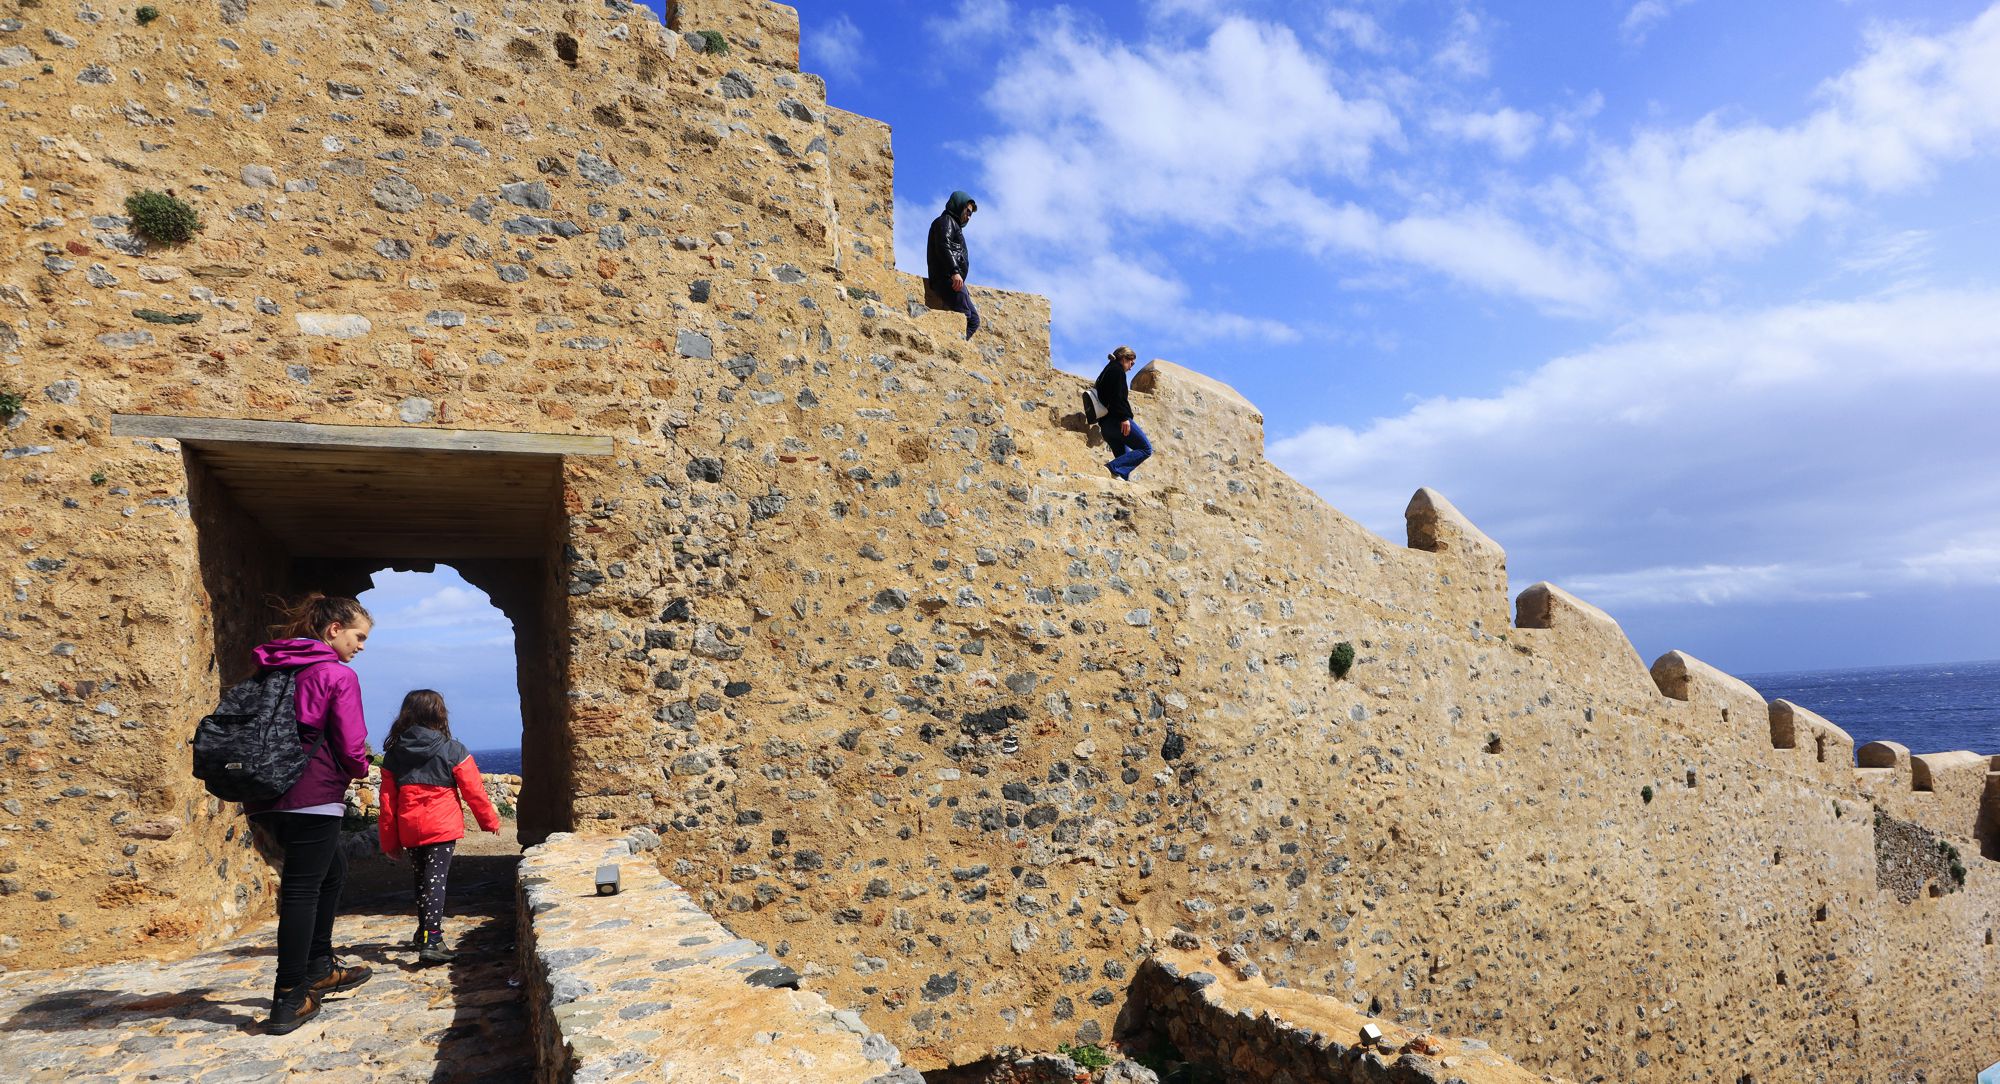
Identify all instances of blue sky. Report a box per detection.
[364,1,2000,749]
[784,0,2000,674]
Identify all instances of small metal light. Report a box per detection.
[1359,1023,1384,1046]
[595,863,621,896]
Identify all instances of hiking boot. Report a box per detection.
[306,956,372,996]
[417,933,457,966]
[265,984,321,1035]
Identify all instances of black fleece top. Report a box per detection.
[1094,358,1134,426]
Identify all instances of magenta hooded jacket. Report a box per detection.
[241,638,371,815]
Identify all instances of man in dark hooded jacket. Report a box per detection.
[925,190,981,340]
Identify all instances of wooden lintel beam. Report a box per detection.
[112,414,616,457]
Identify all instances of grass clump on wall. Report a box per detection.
[124,190,202,244]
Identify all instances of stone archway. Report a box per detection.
[115,414,610,844]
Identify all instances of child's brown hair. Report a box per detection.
[387,689,451,749]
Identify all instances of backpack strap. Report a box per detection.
[273,666,331,761]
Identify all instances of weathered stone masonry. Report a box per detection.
[3,1,2000,1081]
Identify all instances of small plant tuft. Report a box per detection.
[1952,862,1968,886]
[1328,641,1356,680]
[0,388,23,417]
[124,189,202,245]
[90,470,108,486]
[496,800,517,819]
[695,28,727,54]
[1641,784,1654,804]
[1058,1043,1112,1071]
[135,5,160,24]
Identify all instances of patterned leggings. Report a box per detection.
[409,840,457,938]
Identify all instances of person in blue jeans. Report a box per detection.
[924,190,981,340]
[1095,345,1152,480]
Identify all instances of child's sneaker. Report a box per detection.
[264,984,322,1035]
[417,931,456,966]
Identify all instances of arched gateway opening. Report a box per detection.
[113,414,612,845]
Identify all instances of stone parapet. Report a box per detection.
[517,831,917,1084]
[1404,487,1509,634]
[1768,698,1854,787]
[1128,946,1561,1084]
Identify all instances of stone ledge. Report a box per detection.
[1130,944,1564,1084]
[518,831,916,1084]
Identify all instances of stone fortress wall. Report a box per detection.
[1,0,1997,1080]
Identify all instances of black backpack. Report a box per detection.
[191,667,324,803]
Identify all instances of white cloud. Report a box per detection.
[928,0,1014,48]
[1324,7,1391,54]
[959,13,1617,315]
[1587,5,2000,262]
[807,13,865,80]
[1429,106,1544,159]
[1268,289,2000,609]
[1432,8,1492,80]
[1620,0,1695,45]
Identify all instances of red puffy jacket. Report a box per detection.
[378,727,500,853]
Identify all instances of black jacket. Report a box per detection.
[1095,359,1134,426]
[927,210,970,293]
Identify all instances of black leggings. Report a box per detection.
[263,812,347,991]
[410,840,457,937]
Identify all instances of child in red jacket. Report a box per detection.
[377,690,500,964]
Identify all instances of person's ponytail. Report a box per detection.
[271,592,371,641]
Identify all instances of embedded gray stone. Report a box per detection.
[370,174,423,213]
[295,313,372,339]
[96,330,154,349]
[675,331,712,359]
[718,71,754,99]
[575,152,622,186]
[76,64,113,84]
[326,80,365,101]
[241,164,278,189]
[499,180,551,209]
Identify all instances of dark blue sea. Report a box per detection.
[471,747,523,776]
[1740,659,2000,755]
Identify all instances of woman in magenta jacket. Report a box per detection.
[245,593,376,1034]
[377,689,500,964]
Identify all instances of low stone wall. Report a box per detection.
[1128,942,1560,1084]
[517,831,922,1084]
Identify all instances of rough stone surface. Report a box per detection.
[0,843,529,1082]
[0,2,1994,1084]
[520,833,911,1082]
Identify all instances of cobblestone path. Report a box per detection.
[0,853,532,1083]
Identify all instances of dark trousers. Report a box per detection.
[263,812,347,991]
[1104,419,1153,479]
[924,281,982,340]
[410,840,457,938]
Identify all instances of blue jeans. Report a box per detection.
[926,282,982,340]
[1104,420,1151,479]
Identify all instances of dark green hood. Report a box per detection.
[945,191,977,218]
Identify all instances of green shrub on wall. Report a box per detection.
[0,388,23,417]
[1328,641,1355,680]
[695,28,727,54]
[135,5,160,24]
[124,190,202,244]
